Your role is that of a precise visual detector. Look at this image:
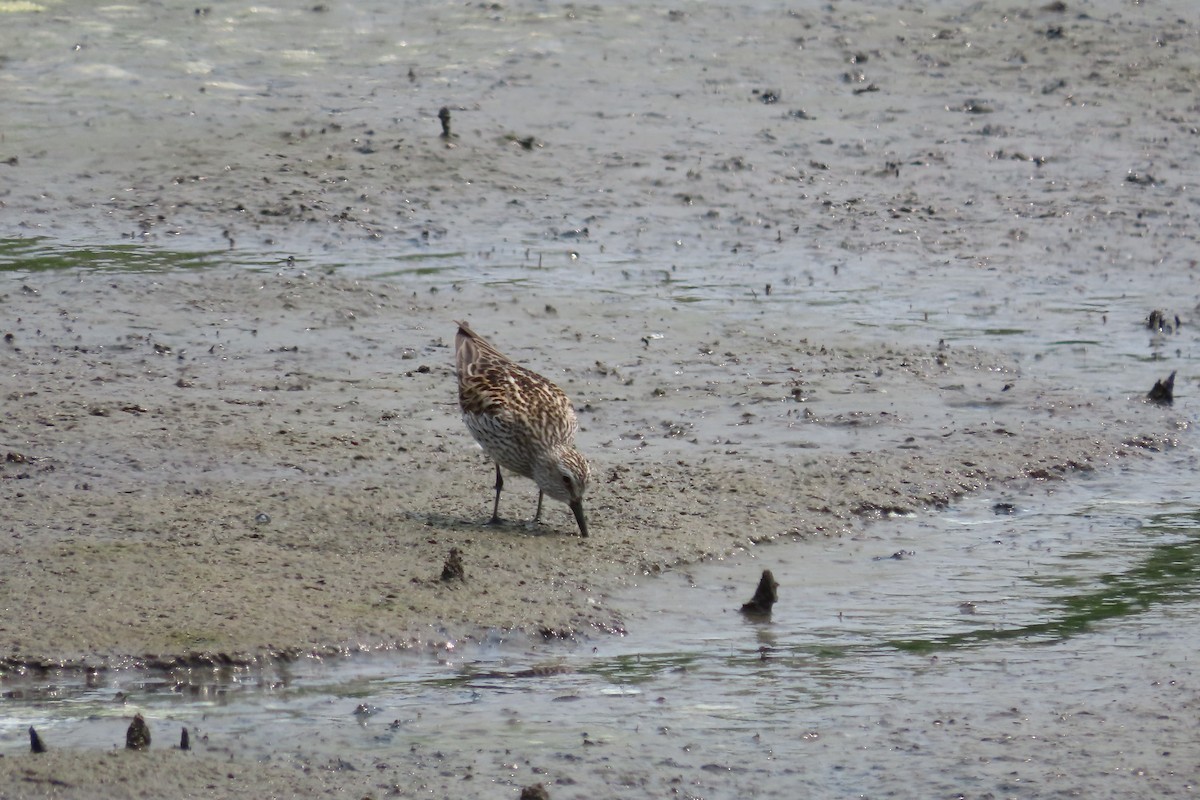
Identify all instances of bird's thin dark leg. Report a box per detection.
[534,490,544,523]
[489,464,504,524]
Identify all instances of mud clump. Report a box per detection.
[1146,309,1180,332]
[126,714,151,750]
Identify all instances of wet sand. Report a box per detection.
[0,0,1195,796]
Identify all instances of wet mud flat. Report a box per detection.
[2,267,1178,669]
[0,267,1184,800]
[1,0,1198,796]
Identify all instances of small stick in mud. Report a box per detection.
[438,106,452,139]
[740,569,779,616]
[180,727,190,751]
[29,726,46,754]
[125,714,151,750]
[1147,371,1175,406]
[441,547,466,582]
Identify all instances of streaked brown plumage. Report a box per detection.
[455,321,590,536]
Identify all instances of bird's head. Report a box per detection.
[535,447,591,537]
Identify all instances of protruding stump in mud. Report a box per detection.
[520,784,551,800]
[1147,371,1175,406]
[125,714,151,750]
[180,726,190,751]
[441,547,466,582]
[740,569,779,616]
[438,106,452,139]
[29,726,46,754]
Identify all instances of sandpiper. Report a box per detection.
[454,321,591,536]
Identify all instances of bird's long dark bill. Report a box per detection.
[570,499,588,538]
